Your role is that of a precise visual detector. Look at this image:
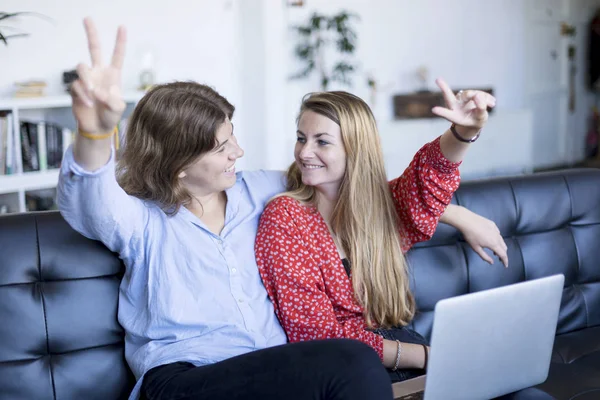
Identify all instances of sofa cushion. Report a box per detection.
[552,326,600,365]
[0,212,135,400]
[503,327,600,399]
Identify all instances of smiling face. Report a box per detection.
[179,118,244,197]
[294,110,347,198]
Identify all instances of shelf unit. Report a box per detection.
[0,92,144,214]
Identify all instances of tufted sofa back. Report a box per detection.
[407,168,600,340]
[0,212,135,399]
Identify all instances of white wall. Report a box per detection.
[2,0,599,173]
[379,110,534,180]
[284,0,527,111]
[269,0,531,173]
[1,1,238,96]
[265,0,599,173]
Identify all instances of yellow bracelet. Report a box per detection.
[78,126,118,140]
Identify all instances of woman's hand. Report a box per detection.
[70,17,127,134]
[450,206,508,267]
[432,78,496,138]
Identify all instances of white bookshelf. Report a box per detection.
[0,92,145,110]
[0,170,60,195]
[0,92,144,214]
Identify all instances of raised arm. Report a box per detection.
[390,79,496,251]
[71,17,126,170]
[57,18,146,254]
[389,137,461,251]
[434,78,496,163]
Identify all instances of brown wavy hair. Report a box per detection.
[280,91,415,328]
[116,81,234,214]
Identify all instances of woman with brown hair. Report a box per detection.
[255,88,496,383]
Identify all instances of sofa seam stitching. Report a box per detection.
[36,217,57,400]
[0,273,122,288]
[562,174,589,329]
[0,341,125,365]
[508,179,527,281]
[455,192,471,293]
[563,174,580,275]
[508,178,520,229]
[562,174,575,228]
[575,283,591,331]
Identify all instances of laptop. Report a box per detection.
[393,274,564,400]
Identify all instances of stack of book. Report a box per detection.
[14,81,47,98]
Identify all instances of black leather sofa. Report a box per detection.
[1,168,599,399]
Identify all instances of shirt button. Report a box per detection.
[238,299,244,303]
[231,268,237,274]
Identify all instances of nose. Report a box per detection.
[298,142,315,160]
[230,140,244,160]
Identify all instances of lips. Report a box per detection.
[302,163,324,169]
[224,164,235,173]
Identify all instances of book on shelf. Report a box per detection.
[0,114,131,176]
[20,121,73,172]
[0,112,14,175]
[0,113,74,176]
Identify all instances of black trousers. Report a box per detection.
[140,339,393,400]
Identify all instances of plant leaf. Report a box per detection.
[310,13,325,30]
[331,62,355,86]
[294,25,312,36]
[0,12,53,23]
[290,61,315,80]
[4,33,29,39]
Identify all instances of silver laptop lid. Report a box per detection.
[424,274,564,400]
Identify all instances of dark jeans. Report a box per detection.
[373,327,429,383]
[140,339,393,400]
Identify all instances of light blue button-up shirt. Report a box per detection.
[57,147,288,399]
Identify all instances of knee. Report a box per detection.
[327,339,382,368]
[325,339,388,380]
[326,339,392,395]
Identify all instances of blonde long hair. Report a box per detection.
[282,91,415,328]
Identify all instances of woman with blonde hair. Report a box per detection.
[255,87,496,382]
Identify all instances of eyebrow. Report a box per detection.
[215,124,235,151]
[215,140,228,151]
[296,130,333,138]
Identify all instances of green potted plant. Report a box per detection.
[292,10,359,91]
[0,12,49,45]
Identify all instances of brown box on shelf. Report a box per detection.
[393,88,494,120]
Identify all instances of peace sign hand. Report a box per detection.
[431,78,496,134]
[70,17,127,135]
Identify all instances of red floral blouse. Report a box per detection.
[255,136,461,360]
